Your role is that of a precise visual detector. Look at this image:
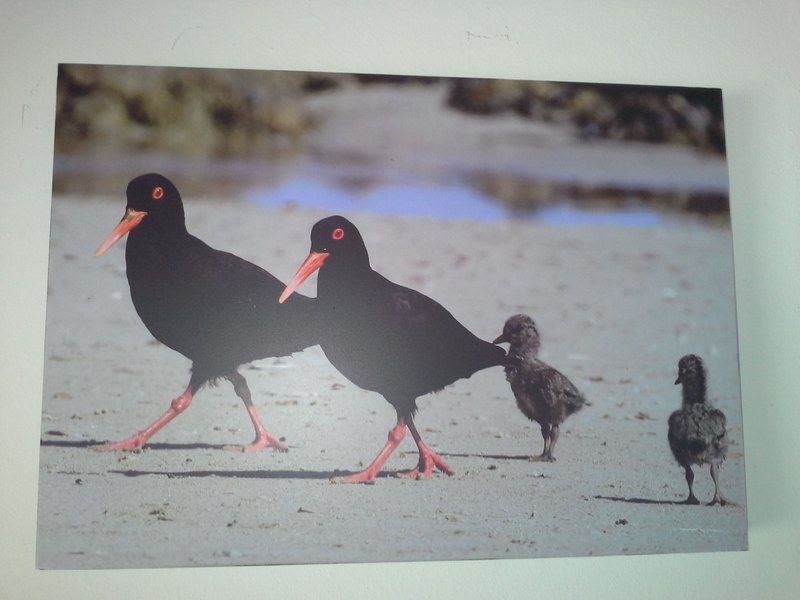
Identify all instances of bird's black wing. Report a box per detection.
[379,277,506,383]
[177,236,319,364]
[390,279,502,350]
[667,404,727,463]
[667,409,697,459]
[696,406,728,457]
[529,363,586,413]
[705,407,727,436]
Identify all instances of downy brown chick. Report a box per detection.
[494,315,586,461]
[668,354,732,506]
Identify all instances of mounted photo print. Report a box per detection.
[37,64,746,569]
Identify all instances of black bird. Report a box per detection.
[493,314,586,461]
[668,354,732,505]
[279,215,506,482]
[93,173,317,451]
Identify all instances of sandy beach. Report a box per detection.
[36,192,745,569]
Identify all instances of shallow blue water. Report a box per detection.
[249,178,669,227]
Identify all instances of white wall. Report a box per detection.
[1,1,798,597]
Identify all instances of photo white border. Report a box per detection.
[2,1,798,598]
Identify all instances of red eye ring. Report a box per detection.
[332,227,345,240]
[152,186,164,200]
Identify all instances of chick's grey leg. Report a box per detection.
[530,423,551,461]
[539,423,550,457]
[707,462,735,506]
[683,465,700,504]
[544,424,559,462]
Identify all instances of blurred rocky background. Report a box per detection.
[56,66,725,158]
[53,65,728,217]
[55,65,337,159]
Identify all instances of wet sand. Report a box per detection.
[37,195,745,569]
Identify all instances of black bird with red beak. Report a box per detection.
[94,173,317,451]
[280,215,506,482]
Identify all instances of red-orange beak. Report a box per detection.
[279,251,330,303]
[93,208,148,257]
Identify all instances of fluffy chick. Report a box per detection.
[494,314,586,461]
[668,354,732,506]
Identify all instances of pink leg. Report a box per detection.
[223,394,287,452]
[339,418,407,483]
[99,387,193,451]
[400,417,453,479]
[223,371,286,452]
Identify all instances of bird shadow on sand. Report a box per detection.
[108,468,407,481]
[440,452,533,461]
[40,439,232,451]
[40,439,104,449]
[594,494,686,506]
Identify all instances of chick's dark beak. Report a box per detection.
[493,333,508,345]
